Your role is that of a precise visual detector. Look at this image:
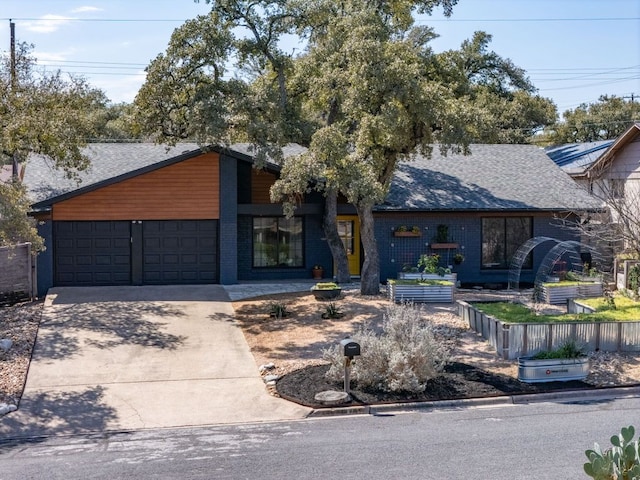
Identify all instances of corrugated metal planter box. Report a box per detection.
[388,282,454,303]
[517,356,589,383]
[458,300,640,359]
[398,272,457,283]
[542,282,602,305]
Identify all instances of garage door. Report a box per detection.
[140,220,218,284]
[54,220,218,286]
[55,221,131,286]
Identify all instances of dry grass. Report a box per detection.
[234,289,640,387]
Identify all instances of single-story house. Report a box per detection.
[23,142,599,296]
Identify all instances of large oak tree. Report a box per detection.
[134,0,556,294]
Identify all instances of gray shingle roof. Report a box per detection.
[380,144,600,211]
[25,143,201,205]
[24,143,308,207]
[23,142,599,212]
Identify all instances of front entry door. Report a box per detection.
[337,216,360,277]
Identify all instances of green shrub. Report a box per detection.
[268,302,288,318]
[322,303,448,393]
[584,425,640,479]
[629,265,640,296]
[418,254,440,274]
[321,302,343,319]
[532,340,585,359]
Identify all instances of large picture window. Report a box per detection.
[253,217,303,267]
[481,217,532,269]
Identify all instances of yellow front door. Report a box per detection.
[337,216,360,276]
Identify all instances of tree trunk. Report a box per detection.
[356,203,380,295]
[323,189,351,283]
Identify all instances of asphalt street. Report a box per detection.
[2,396,639,479]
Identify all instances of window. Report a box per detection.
[253,217,303,267]
[481,217,532,269]
[609,178,625,199]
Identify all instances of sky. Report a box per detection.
[0,0,638,116]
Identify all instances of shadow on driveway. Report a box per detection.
[0,386,118,448]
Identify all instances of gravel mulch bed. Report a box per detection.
[0,300,43,407]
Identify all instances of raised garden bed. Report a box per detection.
[517,356,590,383]
[541,281,603,305]
[398,272,457,284]
[387,279,454,303]
[458,300,640,359]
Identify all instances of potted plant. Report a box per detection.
[453,253,464,265]
[394,225,421,237]
[311,282,342,300]
[312,264,324,280]
[518,340,589,383]
[430,224,458,249]
[436,224,449,243]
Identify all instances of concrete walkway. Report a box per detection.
[0,285,311,439]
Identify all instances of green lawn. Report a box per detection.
[472,296,640,323]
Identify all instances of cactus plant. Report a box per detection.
[584,426,640,479]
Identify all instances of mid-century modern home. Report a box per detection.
[22,142,599,295]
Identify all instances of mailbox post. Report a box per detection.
[339,338,361,394]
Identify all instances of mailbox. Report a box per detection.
[340,338,361,358]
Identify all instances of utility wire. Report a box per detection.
[2,16,638,23]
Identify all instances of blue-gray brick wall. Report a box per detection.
[36,220,53,297]
[219,155,238,284]
[376,214,581,288]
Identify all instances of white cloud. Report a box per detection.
[24,15,74,34]
[71,6,104,14]
[90,72,148,103]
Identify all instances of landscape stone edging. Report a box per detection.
[0,403,17,416]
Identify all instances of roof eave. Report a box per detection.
[586,123,640,176]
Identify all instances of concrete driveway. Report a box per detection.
[0,285,310,438]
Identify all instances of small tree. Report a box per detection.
[0,180,43,251]
[557,166,640,274]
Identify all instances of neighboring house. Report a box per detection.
[546,123,640,202]
[23,142,598,296]
[546,123,640,259]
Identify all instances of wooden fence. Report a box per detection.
[0,243,35,304]
[458,300,640,360]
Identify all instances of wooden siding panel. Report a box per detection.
[251,169,277,204]
[610,138,640,178]
[53,153,220,220]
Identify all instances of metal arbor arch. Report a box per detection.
[508,237,557,290]
[508,237,600,290]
